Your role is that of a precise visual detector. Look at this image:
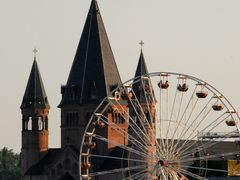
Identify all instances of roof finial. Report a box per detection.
[139,40,144,49]
[33,48,38,59]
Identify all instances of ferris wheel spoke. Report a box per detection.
[121,168,146,180]
[180,165,228,173]
[110,92,151,146]
[176,113,230,156]
[88,153,152,164]
[164,87,180,158]
[179,120,233,158]
[179,150,240,164]
[166,166,188,180]
[107,97,153,149]
[89,164,148,177]
[121,167,149,180]
[169,86,198,151]
[158,166,168,180]
[158,76,172,156]
[171,100,215,155]
[129,88,163,157]
[130,173,148,180]
[174,167,207,180]
[93,134,157,160]
[176,89,185,123]
[176,97,214,140]
[141,77,157,117]
[98,114,150,153]
[180,137,232,160]
[130,85,156,130]
[169,78,180,130]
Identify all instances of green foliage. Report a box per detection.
[0,147,20,180]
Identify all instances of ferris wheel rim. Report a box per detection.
[79,71,240,179]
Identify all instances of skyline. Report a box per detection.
[1,0,240,152]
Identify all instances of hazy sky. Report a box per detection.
[1,0,240,152]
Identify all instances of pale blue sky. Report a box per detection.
[1,0,240,152]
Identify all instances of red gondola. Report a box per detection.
[196,91,208,98]
[225,120,236,126]
[212,104,224,111]
[177,84,188,92]
[85,142,96,149]
[93,121,105,129]
[158,80,169,89]
[81,162,91,169]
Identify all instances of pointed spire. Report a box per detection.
[134,41,148,79]
[60,0,121,105]
[20,51,50,109]
[132,46,150,102]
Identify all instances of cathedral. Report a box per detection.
[20,0,146,179]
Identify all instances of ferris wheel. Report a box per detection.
[80,72,240,180]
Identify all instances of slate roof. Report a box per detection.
[59,0,121,106]
[25,148,62,175]
[134,49,148,78]
[20,57,50,109]
[25,146,79,175]
[132,49,151,103]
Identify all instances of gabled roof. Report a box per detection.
[25,146,79,175]
[132,49,150,102]
[60,0,121,106]
[20,57,50,109]
[25,148,62,175]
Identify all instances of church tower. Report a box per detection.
[131,47,157,178]
[20,51,50,175]
[59,0,122,150]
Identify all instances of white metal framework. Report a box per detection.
[80,72,240,180]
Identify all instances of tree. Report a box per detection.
[0,147,20,180]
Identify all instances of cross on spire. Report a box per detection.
[139,40,144,48]
[33,48,38,58]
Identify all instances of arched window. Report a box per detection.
[120,115,125,124]
[38,117,43,130]
[112,112,124,124]
[22,116,28,130]
[44,119,48,130]
[28,117,32,130]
